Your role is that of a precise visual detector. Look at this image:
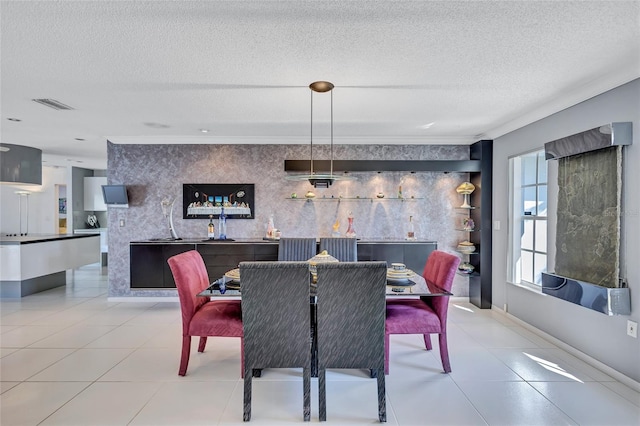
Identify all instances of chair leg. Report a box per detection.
[310,304,318,378]
[438,332,451,373]
[240,337,245,379]
[198,336,207,353]
[179,335,191,376]
[243,365,252,421]
[303,367,311,421]
[319,368,326,421]
[423,333,432,351]
[377,368,386,422]
[384,333,390,375]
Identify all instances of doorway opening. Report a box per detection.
[56,184,67,234]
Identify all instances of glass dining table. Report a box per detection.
[197,270,452,377]
[197,273,452,298]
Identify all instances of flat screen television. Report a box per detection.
[101,184,129,208]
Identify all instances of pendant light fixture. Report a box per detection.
[287,81,351,188]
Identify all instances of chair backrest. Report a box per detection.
[422,250,460,319]
[278,237,317,261]
[319,237,357,262]
[316,261,387,368]
[167,250,211,333]
[239,261,311,368]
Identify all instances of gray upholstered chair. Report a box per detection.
[239,261,311,422]
[319,237,357,262]
[315,261,387,422]
[278,237,317,261]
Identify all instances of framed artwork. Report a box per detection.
[183,183,254,219]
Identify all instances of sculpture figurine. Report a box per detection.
[331,219,341,237]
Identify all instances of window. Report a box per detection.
[508,150,547,285]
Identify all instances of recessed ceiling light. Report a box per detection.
[419,122,435,129]
[32,98,74,110]
[143,122,170,129]
[0,146,10,152]
[7,118,21,122]
[199,129,209,133]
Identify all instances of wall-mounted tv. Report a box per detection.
[183,183,254,219]
[101,185,129,208]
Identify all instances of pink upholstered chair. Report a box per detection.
[385,250,460,374]
[167,250,244,376]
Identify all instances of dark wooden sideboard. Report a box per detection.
[130,240,437,289]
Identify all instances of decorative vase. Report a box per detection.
[345,212,356,238]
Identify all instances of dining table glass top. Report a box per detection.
[197,273,452,298]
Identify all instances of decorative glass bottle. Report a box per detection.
[266,214,275,239]
[207,215,215,240]
[345,212,356,238]
[218,207,227,240]
[406,215,417,240]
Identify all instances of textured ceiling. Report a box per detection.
[1,0,639,169]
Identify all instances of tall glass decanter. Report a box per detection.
[218,207,227,240]
[345,211,356,238]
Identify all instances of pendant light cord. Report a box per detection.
[310,89,314,176]
[330,89,333,177]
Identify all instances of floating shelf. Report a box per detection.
[284,159,481,173]
[287,197,423,202]
[456,250,479,255]
[457,271,480,277]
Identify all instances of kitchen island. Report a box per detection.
[130,239,437,289]
[0,233,100,297]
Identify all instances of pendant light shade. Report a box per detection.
[286,81,352,188]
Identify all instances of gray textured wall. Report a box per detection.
[493,78,639,382]
[107,143,474,297]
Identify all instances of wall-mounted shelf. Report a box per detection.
[457,271,480,277]
[284,159,481,173]
[287,197,423,202]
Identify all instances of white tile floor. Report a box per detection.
[1,263,639,425]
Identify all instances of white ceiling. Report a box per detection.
[1,1,639,170]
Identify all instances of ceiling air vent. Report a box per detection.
[32,98,74,110]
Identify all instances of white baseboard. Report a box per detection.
[492,304,640,393]
[108,297,179,303]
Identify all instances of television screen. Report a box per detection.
[101,185,129,207]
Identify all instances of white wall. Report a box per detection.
[493,79,640,382]
[0,166,70,235]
